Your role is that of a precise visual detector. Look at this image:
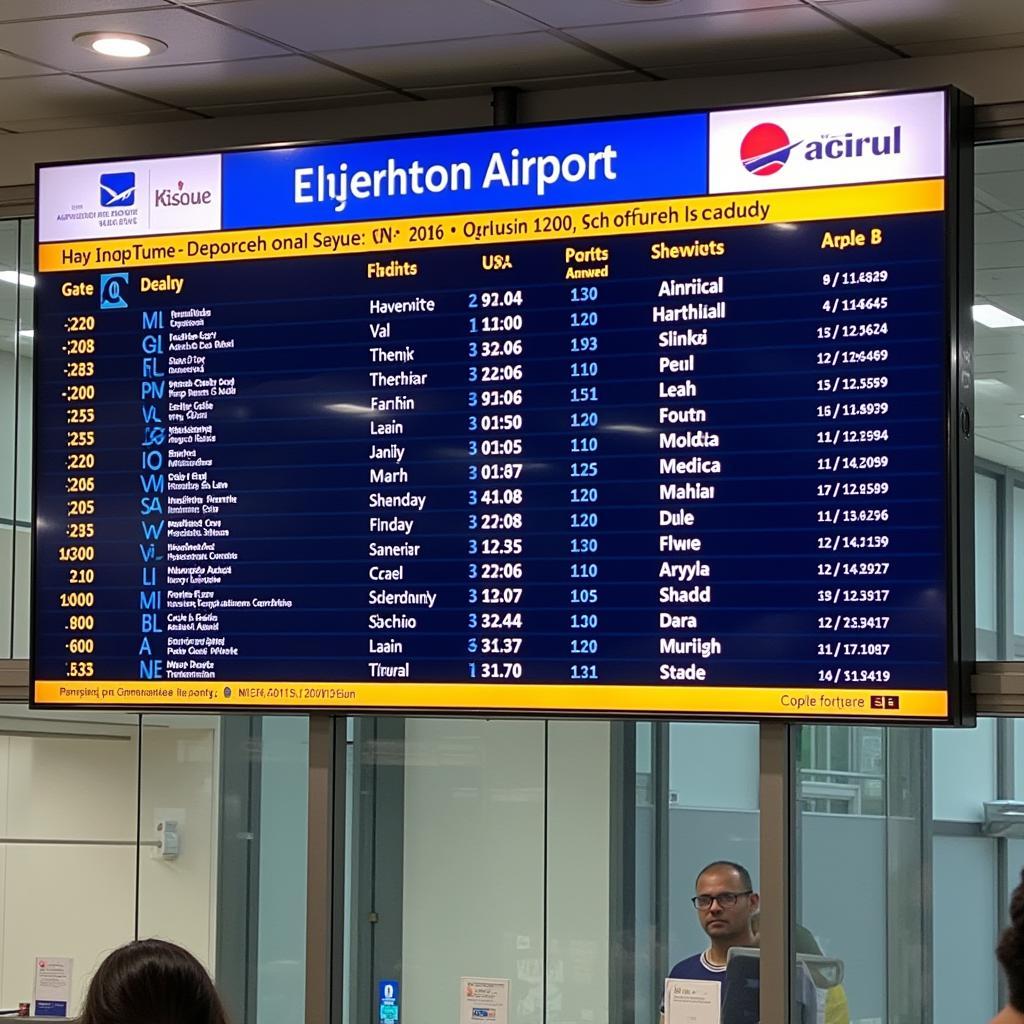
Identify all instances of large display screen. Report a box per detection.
[32,88,974,720]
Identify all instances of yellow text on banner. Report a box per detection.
[38,178,945,273]
[34,680,949,719]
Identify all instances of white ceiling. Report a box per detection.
[4,0,1024,469]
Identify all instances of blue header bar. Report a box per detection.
[221,113,708,228]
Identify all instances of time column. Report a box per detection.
[59,309,100,682]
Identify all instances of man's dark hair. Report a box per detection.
[79,939,230,1024]
[695,861,753,891]
[998,868,1024,1012]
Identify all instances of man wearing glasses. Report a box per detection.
[668,860,758,986]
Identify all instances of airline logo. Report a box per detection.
[740,123,799,176]
[99,171,136,207]
[709,91,946,195]
[38,154,223,242]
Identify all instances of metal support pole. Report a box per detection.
[759,721,796,1024]
[306,715,337,1024]
[491,86,520,127]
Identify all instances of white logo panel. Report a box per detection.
[148,155,221,235]
[708,91,946,195]
[38,154,222,242]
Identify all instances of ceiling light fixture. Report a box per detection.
[973,303,1024,329]
[73,32,168,59]
[19,330,34,338]
[0,271,35,288]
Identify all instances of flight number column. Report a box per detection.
[813,248,895,696]
[466,289,527,684]
[59,309,100,683]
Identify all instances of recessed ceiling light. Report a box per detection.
[18,330,34,338]
[73,32,168,59]
[973,303,1024,329]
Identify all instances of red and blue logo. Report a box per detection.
[740,123,801,176]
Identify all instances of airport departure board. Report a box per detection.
[32,88,974,720]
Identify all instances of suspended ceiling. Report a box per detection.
[4,0,1024,467]
[0,0,1023,133]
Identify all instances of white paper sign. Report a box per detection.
[460,977,509,1024]
[664,978,720,1024]
[34,956,73,1017]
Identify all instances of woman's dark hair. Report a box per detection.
[998,869,1024,1012]
[79,939,230,1024]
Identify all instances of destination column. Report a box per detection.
[651,248,727,687]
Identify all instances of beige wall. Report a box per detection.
[0,713,218,1014]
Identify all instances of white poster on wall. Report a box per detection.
[664,978,720,1024]
[34,956,73,1017]
[460,977,509,1024]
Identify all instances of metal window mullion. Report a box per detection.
[652,721,670,1018]
[758,721,795,1024]
[307,714,336,1024]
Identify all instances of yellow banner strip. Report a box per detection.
[34,680,948,718]
[38,179,945,273]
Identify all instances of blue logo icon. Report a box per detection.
[100,272,129,309]
[99,172,136,207]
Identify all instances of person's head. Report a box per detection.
[692,861,760,947]
[79,939,230,1024]
[998,869,1024,1015]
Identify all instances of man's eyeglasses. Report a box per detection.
[691,890,752,910]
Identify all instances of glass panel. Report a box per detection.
[669,722,759,810]
[933,836,998,1024]
[976,140,1024,652]
[134,714,309,1024]
[0,218,19,659]
[256,716,309,1024]
[795,724,928,1024]
[664,724,759,1021]
[976,473,998,634]
[396,718,546,1024]
[345,718,759,1024]
[932,717,996,821]
[12,222,33,657]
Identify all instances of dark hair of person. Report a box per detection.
[79,939,230,1024]
[998,869,1024,1012]
[695,861,753,892]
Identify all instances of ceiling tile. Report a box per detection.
[0,108,201,132]
[0,7,286,73]
[0,73,171,121]
[649,44,892,77]
[197,0,538,51]
[976,271,1024,302]
[414,69,647,99]
[976,213,1024,245]
[317,33,617,89]
[977,243,1024,274]
[493,0,802,29]
[979,142,1024,176]
[974,172,1024,213]
[0,0,168,21]
[566,6,876,67]
[0,52,57,78]
[813,0,1024,45]
[83,54,376,107]
[191,92,405,116]
[900,32,1024,56]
